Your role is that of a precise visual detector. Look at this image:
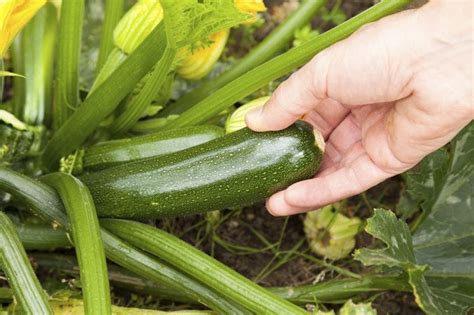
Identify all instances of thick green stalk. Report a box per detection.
[53,0,84,130]
[110,47,176,135]
[41,173,111,315]
[271,276,411,304]
[103,219,306,314]
[162,0,412,130]
[11,38,24,118]
[90,48,127,94]
[0,166,248,314]
[96,0,125,74]
[3,252,414,306]
[42,24,167,171]
[160,0,326,117]
[0,287,12,302]
[33,253,195,304]
[0,212,53,314]
[21,4,57,126]
[15,223,71,250]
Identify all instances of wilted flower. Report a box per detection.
[0,0,46,57]
[304,203,362,260]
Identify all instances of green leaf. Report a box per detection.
[160,0,250,49]
[356,130,474,315]
[411,122,474,313]
[353,209,444,314]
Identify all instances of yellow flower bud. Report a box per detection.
[233,0,266,15]
[176,29,230,81]
[113,0,163,54]
[0,0,46,57]
[234,0,266,24]
[225,96,270,133]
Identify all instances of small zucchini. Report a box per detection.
[81,121,323,218]
[83,125,224,171]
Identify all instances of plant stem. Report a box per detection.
[271,275,411,304]
[162,0,412,130]
[31,253,412,306]
[42,24,167,171]
[110,47,176,135]
[0,287,12,302]
[53,0,84,130]
[20,4,57,127]
[41,173,112,315]
[15,223,71,250]
[96,0,125,74]
[0,212,53,314]
[0,166,247,314]
[102,219,306,314]
[161,0,327,117]
[32,253,196,305]
[10,38,24,118]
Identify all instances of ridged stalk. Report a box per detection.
[272,276,411,304]
[20,3,57,126]
[41,173,111,315]
[15,223,70,250]
[0,212,52,314]
[42,24,167,170]
[103,219,306,314]
[96,0,125,74]
[160,0,326,117]
[32,253,195,304]
[110,46,176,135]
[162,0,412,130]
[53,0,84,130]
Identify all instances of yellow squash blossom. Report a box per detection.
[176,29,230,80]
[0,0,46,57]
[234,0,266,24]
[233,0,266,15]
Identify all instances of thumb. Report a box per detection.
[246,7,421,132]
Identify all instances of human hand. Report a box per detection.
[245,0,474,216]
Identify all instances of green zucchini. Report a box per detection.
[81,121,323,218]
[83,125,223,171]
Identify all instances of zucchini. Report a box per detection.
[83,125,223,171]
[81,121,323,218]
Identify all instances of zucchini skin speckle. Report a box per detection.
[81,121,323,218]
[83,125,224,171]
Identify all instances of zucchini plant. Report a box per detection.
[5,1,470,314]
